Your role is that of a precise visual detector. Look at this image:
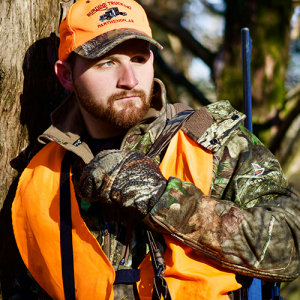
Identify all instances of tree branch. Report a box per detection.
[252,112,281,135]
[201,0,226,16]
[251,82,300,137]
[143,5,216,69]
[269,98,300,154]
[152,48,211,106]
[285,81,300,102]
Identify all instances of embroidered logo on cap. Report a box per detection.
[100,7,127,21]
[87,3,108,17]
[252,163,265,177]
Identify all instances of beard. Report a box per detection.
[74,81,154,129]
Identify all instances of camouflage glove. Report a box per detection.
[78,150,167,217]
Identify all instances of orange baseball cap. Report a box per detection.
[59,0,163,61]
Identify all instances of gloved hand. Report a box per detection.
[78,150,167,217]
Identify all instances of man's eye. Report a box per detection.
[133,56,146,63]
[97,61,113,68]
[103,61,113,67]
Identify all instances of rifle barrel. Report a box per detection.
[241,28,253,133]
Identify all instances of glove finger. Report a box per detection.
[111,151,167,215]
[78,163,106,202]
[78,150,133,202]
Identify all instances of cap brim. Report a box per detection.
[73,28,163,59]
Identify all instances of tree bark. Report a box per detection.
[0,0,75,297]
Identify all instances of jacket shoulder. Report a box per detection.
[182,100,246,152]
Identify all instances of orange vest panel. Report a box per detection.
[12,142,114,300]
[138,130,241,300]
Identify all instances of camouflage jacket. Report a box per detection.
[37,79,300,282]
[12,78,300,300]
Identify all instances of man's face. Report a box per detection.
[71,39,154,129]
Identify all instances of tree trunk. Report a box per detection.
[214,0,294,126]
[0,0,74,297]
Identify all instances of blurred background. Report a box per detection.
[0,0,300,298]
[139,0,300,197]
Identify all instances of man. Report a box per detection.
[11,0,300,299]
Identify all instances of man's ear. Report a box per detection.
[54,60,75,91]
[150,50,154,63]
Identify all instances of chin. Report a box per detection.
[114,99,142,110]
[112,105,149,129]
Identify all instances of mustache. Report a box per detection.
[108,89,146,102]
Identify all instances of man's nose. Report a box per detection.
[117,64,139,90]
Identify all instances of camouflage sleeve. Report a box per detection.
[144,125,300,282]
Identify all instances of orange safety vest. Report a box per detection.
[12,130,241,300]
